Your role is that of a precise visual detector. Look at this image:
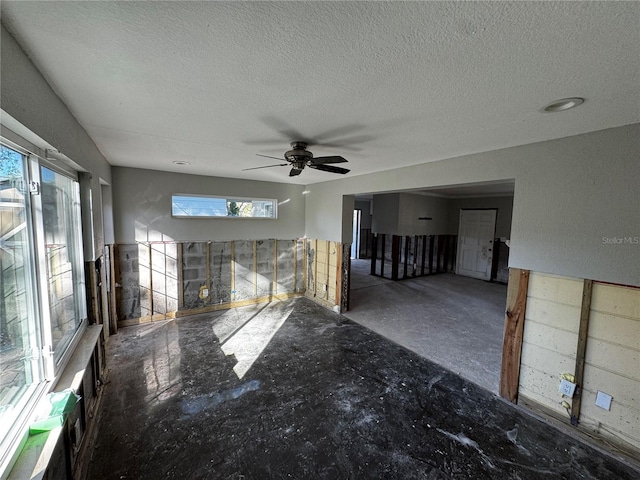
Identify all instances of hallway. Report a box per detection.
[345,259,507,393]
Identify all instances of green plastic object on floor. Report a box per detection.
[29,389,80,435]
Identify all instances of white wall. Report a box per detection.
[111,167,306,243]
[449,196,514,238]
[304,125,640,286]
[1,25,112,259]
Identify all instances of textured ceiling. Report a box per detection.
[1,1,638,185]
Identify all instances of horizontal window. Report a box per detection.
[171,195,277,219]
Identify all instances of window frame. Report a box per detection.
[0,136,87,476]
[171,193,278,219]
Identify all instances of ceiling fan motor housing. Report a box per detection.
[285,142,313,168]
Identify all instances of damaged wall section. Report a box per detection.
[305,239,346,311]
[113,239,306,326]
[514,272,640,454]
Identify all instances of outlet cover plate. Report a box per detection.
[595,391,613,411]
[559,379,576,397]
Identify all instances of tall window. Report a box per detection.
[0,144,86,471]
[0,145,44,457]
[41,167,86,360]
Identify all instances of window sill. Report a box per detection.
[6,325,103,480]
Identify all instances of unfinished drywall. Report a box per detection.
[305,239,343,310]
[115,239,305,325]
[111,167,305,243]
[580,283,640,450]
[517,272,640,452]
[305,125,640,287]
[518,272,583,416]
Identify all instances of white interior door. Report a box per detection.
[456,209,496,280]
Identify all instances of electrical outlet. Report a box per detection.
[559,379,576,397]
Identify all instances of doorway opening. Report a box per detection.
[351,209,361,259]
[345,181,514,393]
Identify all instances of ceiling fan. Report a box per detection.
[243,142,350,177]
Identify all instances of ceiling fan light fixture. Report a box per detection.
[541,97,584,113]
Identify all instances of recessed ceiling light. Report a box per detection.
[173,161,190,166]
[541,97,585,113]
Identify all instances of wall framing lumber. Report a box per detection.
[571,279,593,425]
[428,235,435,274]
[206,241,211,304]
[500,268,530,402]
[108,244,119,335]
[273,240,278,294]
[336,243,342,308]
[177,243,184,308]
[391,235,400,280]
[370,234,378,275]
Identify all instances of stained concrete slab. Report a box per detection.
[87,298,637,479]
[345,259,506,393]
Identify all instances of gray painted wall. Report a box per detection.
[449,196,514,238]
[354,199,372,229]
[371,194,400,234]
[1,25,112,259]
[397,193,450,236]
[372,193,450,236]
[305,125,640,286]
[111,167,306,243]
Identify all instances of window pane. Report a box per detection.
[0,146,43,443]
[172,195,277,218]
[41,167,86,360]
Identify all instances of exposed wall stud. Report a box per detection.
[500,268,530,402]
[177,243,184,309]
[253,240,258,297]
[571,279,593,425]
[231,241,235,301]
[273,239,278,295]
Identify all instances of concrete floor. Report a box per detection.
[87,297,638,479]
[345,259,507,393]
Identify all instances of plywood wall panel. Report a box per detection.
[582,369,639,409]
[585,339,640,377]
[520,342,577,376]
[519,272,583,417]
[525,297,581,332]
[588,312,639,350]
[522,320,578,354]
[580,394,640,449]
[579,283,640,450]
[527,273,583,306]
[591,283,640,318]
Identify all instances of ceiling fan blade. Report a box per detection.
[256,154,285,161]
[242,163,288,171]
[310,164,350,175]
[289,168,303,177]
[312,155,348,165]
[313,125,365,143]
